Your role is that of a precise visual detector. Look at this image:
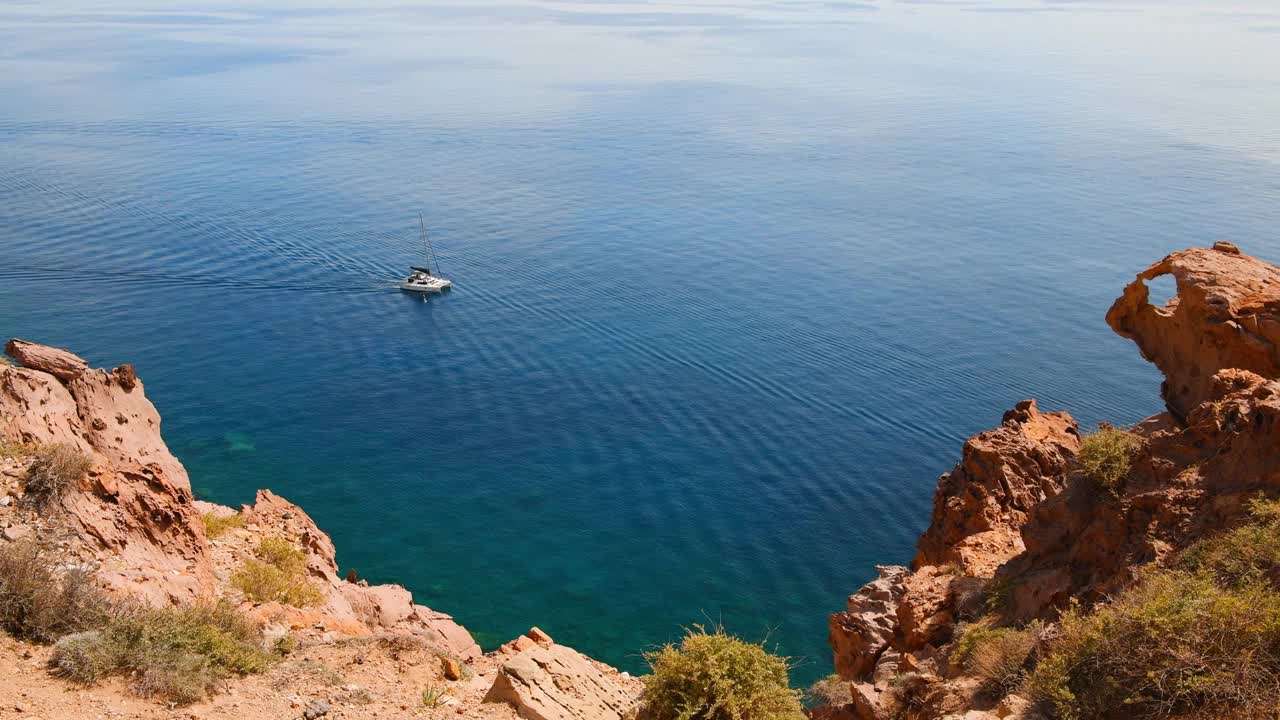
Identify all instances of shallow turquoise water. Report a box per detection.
[2,0,1279,684]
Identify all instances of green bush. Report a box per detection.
[1076,426,1140,494]
[201,512,245,539]
[642,626,805,720]
[22,443,91,507]
[0,540,106,642]
[231,537,322,607]
[1026,571,1280,719]
[52,600,273,704]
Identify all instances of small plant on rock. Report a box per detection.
[1076,425,1140,495]
[421,684,448,708]
[22,443,91,507]
[201,511,245,539]
[804,674,853,708]
[231,536,322,607]
[642,625,805,720]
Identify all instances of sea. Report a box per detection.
[2,0,1278,684]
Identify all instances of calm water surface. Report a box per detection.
[2,0,1279,683]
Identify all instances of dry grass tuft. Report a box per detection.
[22,444,91,507]
[0,540,106,642]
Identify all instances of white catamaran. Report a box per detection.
[401,213,452,293]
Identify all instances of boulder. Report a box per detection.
[483,643,640,720]
[5,339,89,381]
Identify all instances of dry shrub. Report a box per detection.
[0,539,106,642]
[952,624,1038,700]
[1027,571,1280,719]
[231,537,322,607]
[1076,425,1140,495]
[201,512,245,539]
[52,600,272,704]
[642,625,805,720]
[23,443,91,507]
[804,674,853,708]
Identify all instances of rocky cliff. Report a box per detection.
[0,339,640,720]
[824,243,1280,720]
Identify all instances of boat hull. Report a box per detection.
[400,279,452,293]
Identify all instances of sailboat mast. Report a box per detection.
[419,211,442,276]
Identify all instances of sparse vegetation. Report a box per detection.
[22,443,91,507]
[804,674,852,708]
[231,536,322,606]
[0,440,36,460]
[201,511,245,539]
[1179,496,1280,588]
[1076,425,1140,494]
[1027,499,1280,719]
[642,625,805,720]
[1,538,272,705]
[421,684,448,708]
[52,600,273,704]
[0,540,106,642]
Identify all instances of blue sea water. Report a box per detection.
[2,0,1279,684]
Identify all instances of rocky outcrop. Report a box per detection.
[829,566,908,680]
[1002,366,1280,621]
[201,490,484,660]
[829,399,1079,695]
[824,243,1280,720]
[914,400,1079,576]
[1,340,480,657]
[1,339,212,604]
[1106,242,1280,419]
[484,641,640,720]
[1,338,641,718]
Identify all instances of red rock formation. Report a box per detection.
[1004,367,1280,622]
[914,400,1079,576]
[1,339,213,604]
[825,244,1280,720]
[1106,242,1280,419]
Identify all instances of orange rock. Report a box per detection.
[1107,243,1280,419]
[526,626,553,645]
[913,399,1079,575]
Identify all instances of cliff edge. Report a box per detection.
[0,340,640,720]
[824,242,1280,720]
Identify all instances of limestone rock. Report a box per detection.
[1107,243,1280,419]
[483,643,639,720]
[829,565,908,680]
